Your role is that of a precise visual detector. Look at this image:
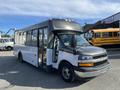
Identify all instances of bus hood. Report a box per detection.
[76,46,106,56]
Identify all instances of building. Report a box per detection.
[84,12,120,31]
[101,12,120,23]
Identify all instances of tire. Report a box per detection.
[6,46,13,51]
[18,53,23,62]
[59,62,75,82]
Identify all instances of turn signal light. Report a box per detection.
[79,63,94,67]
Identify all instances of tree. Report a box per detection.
[1,34,10,37]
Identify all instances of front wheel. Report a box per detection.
[60,62,75,82]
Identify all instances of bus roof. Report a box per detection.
[92,28,120,32]
[16,19,83,33]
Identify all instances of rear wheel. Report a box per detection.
[59,62,75,82]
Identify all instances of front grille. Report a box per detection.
[94,60,108,66]
[93,54,107,59]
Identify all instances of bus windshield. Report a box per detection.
[75,34,90,47]
[59,33,90,48]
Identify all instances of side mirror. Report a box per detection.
[84,32,93,40]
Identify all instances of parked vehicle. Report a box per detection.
[0,38,14,50]
[14,19,110,82]
[85,28,120,46]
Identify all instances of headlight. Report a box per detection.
[78,55,93,60]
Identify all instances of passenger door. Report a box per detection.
[38,28,48,65]
[38,29,43,65]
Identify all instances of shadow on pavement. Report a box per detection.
[98,44,120,60]
[0,56,91,89]
[100,44,120,50]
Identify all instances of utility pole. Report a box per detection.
[5,28,16,35]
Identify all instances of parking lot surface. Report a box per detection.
[0,50,120,90]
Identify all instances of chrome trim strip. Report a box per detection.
[78,56,108,63]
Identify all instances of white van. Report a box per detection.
[0,38,14,50]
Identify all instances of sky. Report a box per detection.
[0,0,120,35]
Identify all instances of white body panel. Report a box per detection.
[14,45,39,67]
[46,49,53,66]
[45,49,79,69]
[52,51,78,69]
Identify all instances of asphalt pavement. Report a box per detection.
[0,49,120,90]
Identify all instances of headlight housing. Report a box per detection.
[78,55,93,60]
[79,63,94,67]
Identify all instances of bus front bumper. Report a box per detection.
[74,62,110,78]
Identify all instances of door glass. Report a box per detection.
[113,32,118,37]
[32,30,37,46]
[43,28,48,63]
[39,28,48,64]
[53,36,59,63]
[59,34,72,47]
[39,30,43,63]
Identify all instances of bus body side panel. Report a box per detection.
[22,46,38,67]
[91,37,120,46]
[14,45,39,67]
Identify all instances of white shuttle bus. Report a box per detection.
[14,19,110,82]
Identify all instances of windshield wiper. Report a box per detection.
[77,43,90,47]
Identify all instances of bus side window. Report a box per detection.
[15,32,19,44]
[102,32,109,38]
[23,32,26,45]
[109,32,112,37]
[26,31,32,46]
[32,30,38,46]
[95,32,101,38]
[113,32,118,37]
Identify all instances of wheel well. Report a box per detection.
[18,51,22,58]
[6,46,12,48]
[5,46,13,51]
[58,60,73,70]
